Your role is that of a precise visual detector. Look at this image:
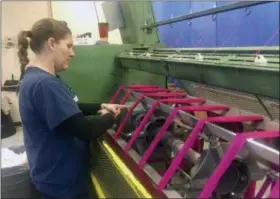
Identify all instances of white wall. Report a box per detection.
[1,1,51,122]
[94,1,123,44]
[51,1,123,44]
[51,1,100,41]
[2,1,123,84]
[2,1,51,83]
[1,1,123,122]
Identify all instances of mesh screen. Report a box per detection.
[179,81,279,121]
[90,141,143,198]
[262,98,280,121]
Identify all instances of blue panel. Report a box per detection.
[190,1,217,47]
[174,21,192,48]
[217,1,236,6]
[157,25,174,47]
[153,1,279,87]
[191,1,216,12]
[157,20,192,48]
[153,1,191,48]
[152,1,191,21]
[217,2,279,47]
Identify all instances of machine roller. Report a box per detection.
[89,47,279,199]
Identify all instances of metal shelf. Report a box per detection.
[117,46,279,99]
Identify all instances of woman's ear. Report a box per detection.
[46,37,56,51]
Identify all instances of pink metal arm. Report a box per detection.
[119,87,169,104]
[138,105,230,168]
[199,130,279,198]
[110,84,158,103]
[268,179,279,198]
[157,115,263,191]
[113,92,186,141]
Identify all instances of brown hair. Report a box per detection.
[17,18,71,81]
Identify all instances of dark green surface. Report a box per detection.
[58,1,164,102]
[119,58,279,99]
[118,45,279,99]
[119,1,159,45]
[59,45,133,103]
[59,45,166,103]
[121,68,166,87]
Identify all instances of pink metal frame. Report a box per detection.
[110,85,159,103]
[113,91,186,140]
[109,84,280,199]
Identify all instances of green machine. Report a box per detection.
[117,46,279,119]
[60,45,279,198]
[59,1,279,198]
[60,44,279,199]
[62,45,279,120]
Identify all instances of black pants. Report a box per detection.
[38,175,98,199]
[41,192,89,199]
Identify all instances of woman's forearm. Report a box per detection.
[78,103,102,116]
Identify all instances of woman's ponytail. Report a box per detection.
[17,30,31,81]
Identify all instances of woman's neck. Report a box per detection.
[29,55,56,76]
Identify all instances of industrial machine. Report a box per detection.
[88,46,279,199]
[56,2,279,198]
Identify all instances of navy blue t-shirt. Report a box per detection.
[19,67,89,198]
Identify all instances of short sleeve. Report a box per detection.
[33,77,81,130]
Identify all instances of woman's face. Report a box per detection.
[53,34,75,72]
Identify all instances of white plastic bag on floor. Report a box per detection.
[1,147,27,168]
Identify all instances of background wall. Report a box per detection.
[1,1,124,122]
[152,1,280,86]
[2,1,51,84]
[51,1,123,44]
[153,1,279,48]
[1,1,124,85]
[1,1,51,122]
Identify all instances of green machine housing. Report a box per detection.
[58,2,279,198]
[59,44,279,198]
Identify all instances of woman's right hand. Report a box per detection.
[98,108,121,118]
[97,109,111,115]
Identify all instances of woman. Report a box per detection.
[17,18,126,199]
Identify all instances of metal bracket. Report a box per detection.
[254,54,268,65]
[170,14,174,28]
[245,7,252,16]
[195,53,204,62]
[142,52,151,57]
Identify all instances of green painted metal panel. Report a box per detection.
[59,45,166,103]
[56,1,164,102]
[119,58,279,99]
[119,1,159,45]
[168,62,201,81]
[121,68,166,87]
[120,59,168,76]
[117,47,279,99]
[59,45,133,103]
